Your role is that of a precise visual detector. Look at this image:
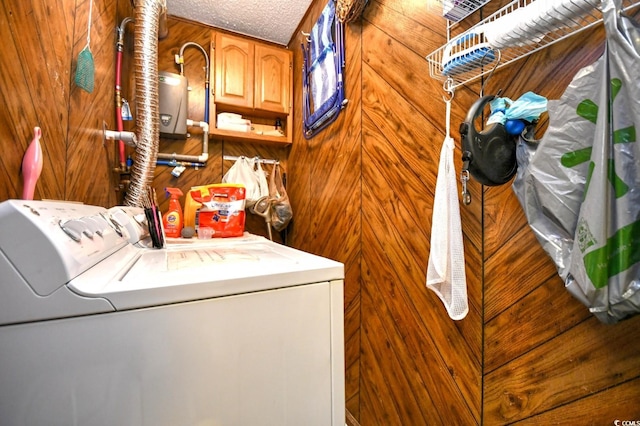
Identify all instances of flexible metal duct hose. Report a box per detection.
[125,0,162,207]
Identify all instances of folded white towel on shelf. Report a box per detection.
[217,112,251,125]
[217,121,252,132]
[217,112,252,132]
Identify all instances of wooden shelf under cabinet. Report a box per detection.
[210,31,293,146]
[210,127,291,146]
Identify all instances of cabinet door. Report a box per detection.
[214,33,254,109]
[254,43,291,115]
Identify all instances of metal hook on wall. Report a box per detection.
[223,155,279,165]
[442,77,455,103]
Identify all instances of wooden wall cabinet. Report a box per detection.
[211,32,293,145]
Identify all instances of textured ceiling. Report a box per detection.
[166,0,314,46]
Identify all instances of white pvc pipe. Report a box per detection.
[157,119,209,164]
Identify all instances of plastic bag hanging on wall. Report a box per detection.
[222,157,268,208]
[513,0,640,324]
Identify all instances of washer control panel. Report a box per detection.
[0,200,146,296]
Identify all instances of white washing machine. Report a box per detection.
[0,199,345,426]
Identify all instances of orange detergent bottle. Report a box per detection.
[162,187,184,238]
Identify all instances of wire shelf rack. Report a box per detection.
[442,0,492,22]
[426,0,640,90]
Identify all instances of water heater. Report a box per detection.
[158,71,188,138]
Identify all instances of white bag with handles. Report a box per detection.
[223,156,269,208]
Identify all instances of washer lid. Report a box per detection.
[69,236,344,311]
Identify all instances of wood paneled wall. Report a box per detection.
[0,0,286,239]
[290,0,484,422]
[288,0,366,419]
[0,0,131,206]
[3,0,640,424]
[479,2,640,424]
[292,0,640,424]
